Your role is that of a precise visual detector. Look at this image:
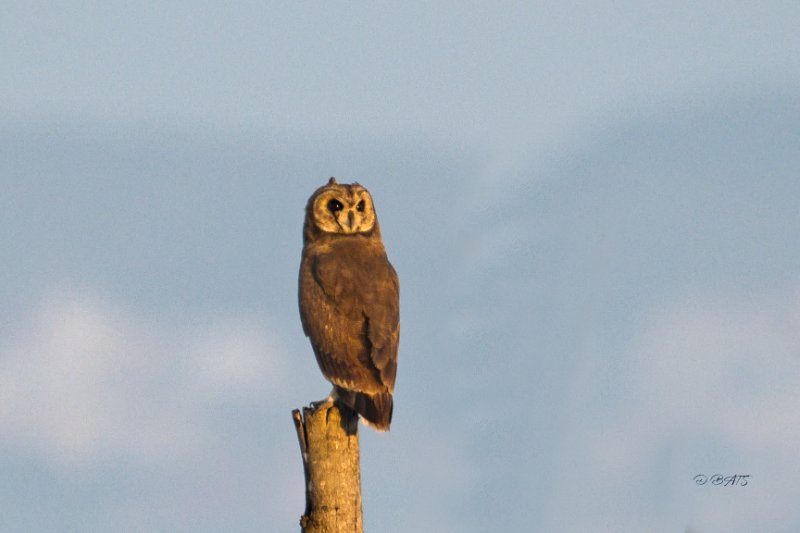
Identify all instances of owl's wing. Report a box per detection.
[361,260,399,390]
[302,245,399,393]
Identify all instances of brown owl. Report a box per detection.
[299,177,400,431]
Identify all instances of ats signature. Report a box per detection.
[694,474,750,486]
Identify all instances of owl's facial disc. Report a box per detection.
[314,187,376,234]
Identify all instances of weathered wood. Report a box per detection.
[292,402,363,533]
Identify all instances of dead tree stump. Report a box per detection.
[292,402,363,533]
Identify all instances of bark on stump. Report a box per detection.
[292,402,363,533]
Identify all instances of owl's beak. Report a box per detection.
[347,210,355,230]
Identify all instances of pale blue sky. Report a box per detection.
[2,3,800,532]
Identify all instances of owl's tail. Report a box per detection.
[334,386,393,432]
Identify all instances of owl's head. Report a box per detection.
[304,177,380,241]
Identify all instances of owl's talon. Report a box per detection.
[309,396,335,411]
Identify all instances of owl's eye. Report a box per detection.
[327,199,344,213]
[356,200,366,212]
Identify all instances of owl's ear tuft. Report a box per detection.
[328,177,337,185]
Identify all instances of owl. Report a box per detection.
[298,177,400,431]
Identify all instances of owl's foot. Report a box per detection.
[308,395,335,412]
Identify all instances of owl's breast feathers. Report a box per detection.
[299,236,399,430]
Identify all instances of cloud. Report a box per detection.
[0,287,293,470]
[0,286,474,531]
[540,284,800,532]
